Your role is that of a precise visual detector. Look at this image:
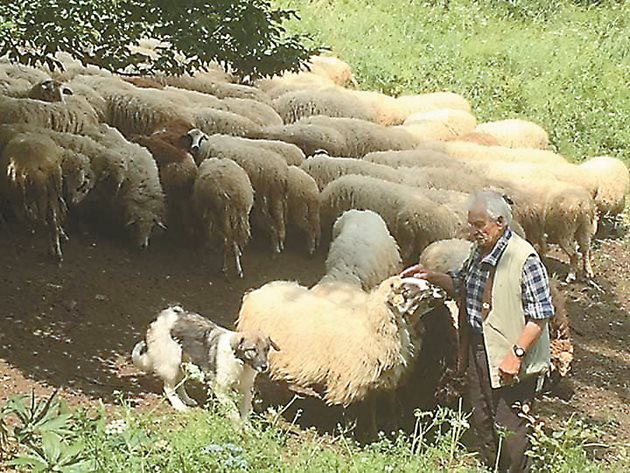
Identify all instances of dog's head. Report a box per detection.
[230,332,280,373]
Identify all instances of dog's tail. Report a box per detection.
[131,340,152,372]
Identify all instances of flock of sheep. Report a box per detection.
[0,48,627,425]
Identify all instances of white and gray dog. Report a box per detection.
[132,305,279,422]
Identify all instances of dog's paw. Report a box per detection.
[184,398,198,407]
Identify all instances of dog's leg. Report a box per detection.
[212,383,240,423]
[164,382,189,411]
[238,373,256,422]
[176,384,198,407]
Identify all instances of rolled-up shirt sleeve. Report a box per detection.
[521,255,555,320]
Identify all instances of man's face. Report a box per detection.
[467,204,505,251]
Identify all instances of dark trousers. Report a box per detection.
[466,332,536,473]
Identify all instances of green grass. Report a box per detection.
[2,391,629,472]
[274,0,629,163]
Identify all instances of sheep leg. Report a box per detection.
[577,234,594,279]
[558,238,579,283]
[222,237,232,279]
[233,242,244,279]
[269,198,286,253]
[48,223,63,263]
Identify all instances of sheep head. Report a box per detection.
[29,79,73,103]
[386,276,446,322]
[185,128,209,163]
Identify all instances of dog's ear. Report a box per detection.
[230,333,245,352]
[268,336,280,351]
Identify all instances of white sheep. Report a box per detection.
[352,91,472,127]
[320,174,461,262]
[394,92,471,120]
[0,124,97,207]
[0,133,66,261]
[187,131,289,253]
[211,136,305,166]
[395,121,458,142]
[287,166,321,255]
[4,78,75,103]
[0,63,50,84]
[236,275,443,407]
[157,74,272,104]
[362,149,462,170]
[419,238,473,275]
[308,56,358,87]
[416,140,568,165]
[255,71,335,100]
[193,158,254,278]
[77,76,263,138]
[85,125,166,247]
[351,91,400,126]
[273,88,377,124]
[299,154,403,191]
[578,155,629,218]
[259,123,348,158]
[402,108,477,136]
[314,209,402,292]
[296,116,417,157]
[0,94,99,134]
[160,86,282,127]
[498,179,597,282]
[221,97,283,127]
[475,119,549,150]
[59,148,95,208]
[0,123,126,197]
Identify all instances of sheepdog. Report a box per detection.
[132,305,279,422]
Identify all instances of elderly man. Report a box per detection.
[402,190,554,472]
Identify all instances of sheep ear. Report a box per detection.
[125,217,137,226]
[268,337,280,351]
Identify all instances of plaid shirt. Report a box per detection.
[450,229,554,332]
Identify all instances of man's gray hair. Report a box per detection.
[467,190,513,226]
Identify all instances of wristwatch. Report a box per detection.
[513,345,526,359]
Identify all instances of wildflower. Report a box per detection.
[224,455,248,469]
[223,443,244,455]
[105,419,128,436]
[182,362,205,383]
[202,443,224,455]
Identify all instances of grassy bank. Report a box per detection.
[1,391,627,472]
[274,0,629,163]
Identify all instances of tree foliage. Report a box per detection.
[0,0,321,79]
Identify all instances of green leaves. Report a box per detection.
[9,432,93,472]
[0,0,322,79]
[1,391,93,472]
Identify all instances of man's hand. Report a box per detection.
[400,264,433,280]
[400,265,455,297]
[498,351,522,384]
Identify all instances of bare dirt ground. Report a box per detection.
[1,221,628,460]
